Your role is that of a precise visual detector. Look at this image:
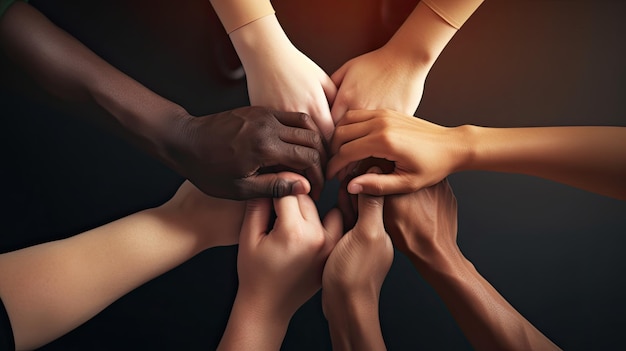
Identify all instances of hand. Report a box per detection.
[157,180,246,248]
[162,106,327,200]
[322,182,392,351]
[230,15,337,140]
[383,179,459,265]
[330,46,427,123]
[323,192,393,308]
[328,109,468,195]
[236,194,343,319]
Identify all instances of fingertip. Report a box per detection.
[347,182,362,195]
[291,180,308,195]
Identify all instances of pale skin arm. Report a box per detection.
[328,109,626,200]
[217,195,342,350]
[384,180,561,350]
[209,0,337,140]
[0,181,246,351]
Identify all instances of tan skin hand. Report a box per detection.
[322,186,392,351]
[383,178,460,264]
[236,195,343,318]
[328,109,468,196]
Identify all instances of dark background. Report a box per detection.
[1,0,625,350]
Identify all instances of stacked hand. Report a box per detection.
[162,106,327,201]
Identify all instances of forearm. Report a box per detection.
[324,291,386,351]
[0,2,185,157]
[459,125,626,200]
[217,293,291,351]
[407,248,560,351]
[382,2,458,74]
[209,0,275,35]
[0,203,232,350]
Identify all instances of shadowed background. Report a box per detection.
[1,0,625,350]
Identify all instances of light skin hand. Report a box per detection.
[328,109,468,195]
[217,194,342,351]
[229,15,337,141]
[383,180,561,351]
[323,183,393,351]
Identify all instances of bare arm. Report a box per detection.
[329,110,626,200]
[0,181,245,350]
[384,180,561,351]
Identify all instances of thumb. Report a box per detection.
[240,197,272,245]
[240,172,311,198]
[348,173,418,196]
[322,208,344,246]
[354,167,385,229]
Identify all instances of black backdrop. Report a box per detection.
[1,1,625,350]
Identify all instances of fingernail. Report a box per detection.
[291,181,307,194]
[367,167,383,174]
[348,183,362,194]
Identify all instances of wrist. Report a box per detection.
[219,290,291,350]
[323,290,384,351]
[383,2,457,72]
[228,14,293,69]
[86,74,191,165]
[450,124,479,172]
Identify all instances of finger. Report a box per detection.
[335,109,379,128]
[330,121,374,156]
[338,179,357,232]
[273,111,321,134]
[320,73,338,107]
[355,192,385,230]
[327,135,392,180]
[238,172,311,199]
[322,208,344,246]
[330,96,348,126]
[268,142,325,200]
[296,194,322,223]
[348,173,417,196]
[273,194,305,228]
[240,197,272,245]
[279,127,327,169]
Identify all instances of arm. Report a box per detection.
[209,0,337,140]
[330,0,483,122]
[217,194,342,350]
[0,180,246,351]
[322,184,393,351]
[383,180,561,351]
[327,109,626,200]
[0,2,326,199]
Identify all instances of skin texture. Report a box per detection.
[0,2,325,200]
[329,1,459,123]
[383,180,562,351]
[0,180,246,351]
[217,195,342,351]
[227,13,337,141]
[168,107,327,200]
[328,109,626,200]
[322,189,393,351]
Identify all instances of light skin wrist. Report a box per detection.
[383,1,457,73]
[228,14,292,69]
[218,290,292,351]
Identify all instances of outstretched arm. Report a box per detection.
[218,194,342,350]
[328,109,626,200]
[0,181,246,351]
[209,0,337,140]
[384,180,561,351]
[0,2,326,200]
